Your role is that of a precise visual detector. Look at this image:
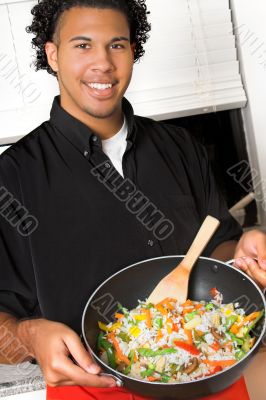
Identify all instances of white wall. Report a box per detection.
[231,0,266,224]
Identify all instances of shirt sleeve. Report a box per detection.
[187,131,243,256]
[0,153,39,319]
[165,125,243,256]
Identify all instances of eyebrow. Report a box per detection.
[69,36,130,43]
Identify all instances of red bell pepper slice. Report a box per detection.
[174,340,200,355]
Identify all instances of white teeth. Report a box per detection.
[88,83,113,90]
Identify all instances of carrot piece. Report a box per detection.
[181,299,193,307]
[133,351,138,363]
[142,308,152,328]
[114,313,124,319]
[173,323,179,333]
[230,323,240,334]
[182,307,195,315]
[245,311,260,322]
[108,333,131,366]
[184,329,193,345]
[230,319,245,334]
[156,329,163,342]
[202,359,236,368]
[157,297,177,305]
[157,298,175,310]
[210,341,220,351]
[194,304,203,310]
[155,304,168,315]
[147,376,159,382]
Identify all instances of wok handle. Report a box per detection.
[99,372,123,387]
[226,259,235,266]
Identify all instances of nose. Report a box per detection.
[90,47,114,73]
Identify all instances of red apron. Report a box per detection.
[47,376,250,399]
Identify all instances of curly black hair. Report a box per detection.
[26,0,151,76]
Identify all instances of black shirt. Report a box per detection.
[0,97,242,334]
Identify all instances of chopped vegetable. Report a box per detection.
[142,308,152,329]
[138,348,177,357]
[173,341,200,355]
[115,313,124,319]
[184,311,198,322]
[225,315,238,330]
[184,315,201,330]
[97,332,116,369]
[118,332,130,343]
[108,332,131,366]
[210,287,219,297]
[205,303,214,311]
[155,304,168,315]
[202,359,236,368]
[97,290,263,383]
[153,316,163,329]
[129,326,141,338]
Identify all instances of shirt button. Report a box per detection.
[92,135,98,142]
[105,162,111,168]
[148,240,154,247]
[84,150,89,157]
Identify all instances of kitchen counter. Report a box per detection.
[0,350,266,399]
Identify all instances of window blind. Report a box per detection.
[0,0,247,143]
[0,0,59,142]
[126,0,247,120]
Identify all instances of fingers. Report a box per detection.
[57,356,117,387]
[28,320,117,388]
[43,332,116,388]
[235,257,266,289]
[234,229,266,271]
[63,331,100,374]
[256,235,266,271]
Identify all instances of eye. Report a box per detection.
[110,43,125,49]
[76,43,91,49]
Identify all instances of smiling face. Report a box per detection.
[45,7,135,134]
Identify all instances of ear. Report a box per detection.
[130,42,136,58]
[45,41,59,73]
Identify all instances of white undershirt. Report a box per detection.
[101,118,128,177]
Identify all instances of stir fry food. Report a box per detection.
[97,289,263,383]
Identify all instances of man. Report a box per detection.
[0,0,265,398]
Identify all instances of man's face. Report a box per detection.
[46,7,135,120]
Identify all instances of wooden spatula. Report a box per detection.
[147,215,220,305]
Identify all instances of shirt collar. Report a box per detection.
[49,96,136,155]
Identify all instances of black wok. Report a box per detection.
[82,256,266,399]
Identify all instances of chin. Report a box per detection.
[83,105,119,119]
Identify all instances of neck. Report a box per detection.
[60,98,124,140]
[80,111,124,140]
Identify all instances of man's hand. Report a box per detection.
[17,319,116,388]
[234,229,266,289]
